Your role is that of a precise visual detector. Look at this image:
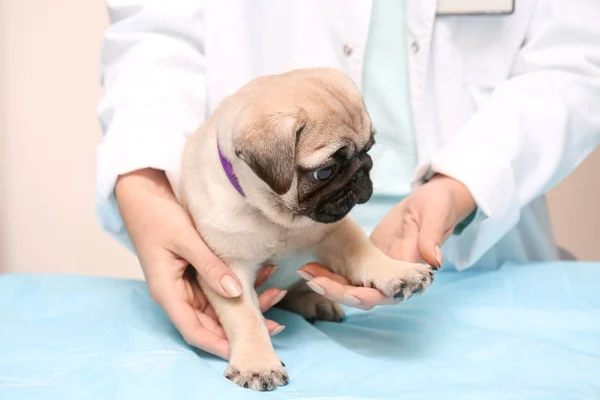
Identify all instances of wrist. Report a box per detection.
[429,174,476,223]
[115,168,174,202]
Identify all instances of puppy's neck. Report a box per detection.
[250,192,317,231]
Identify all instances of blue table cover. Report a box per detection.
[1,262,599,399]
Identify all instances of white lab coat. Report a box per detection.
[96,0,600,271]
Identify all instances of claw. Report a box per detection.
[393,282,407,300]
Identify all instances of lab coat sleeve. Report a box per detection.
[95,1,206,249]
[418,0,600,269]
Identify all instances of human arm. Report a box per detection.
[96,2,286,356]
[298,0,600,303]
[114,168,287,359]
[410,0,600,268]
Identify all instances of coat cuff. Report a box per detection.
[95,105,188,249]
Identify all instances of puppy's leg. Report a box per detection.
[316,218,434,301]
[277,279,344,322]
[199,262,288,391]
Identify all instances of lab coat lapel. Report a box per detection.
[406,0,437,164]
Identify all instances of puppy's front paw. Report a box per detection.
[225,359,288,391]
[362,259,434,301]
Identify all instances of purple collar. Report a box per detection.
[217,140,245,197]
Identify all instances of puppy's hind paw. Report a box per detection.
[277,287,345,323]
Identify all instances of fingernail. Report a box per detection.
[306,281,325,295]
[270,290,287,307]
[343,295,361,306]
[266,265,278,280]
[296,270,314,281]
[220,275,242,297]
[270,325,286,336]
[434,246,443,269]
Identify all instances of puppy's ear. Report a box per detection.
[234,111,305,195]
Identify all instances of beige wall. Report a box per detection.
[547,153,600,261]
[1,0,598,279]
[0,0,140,278]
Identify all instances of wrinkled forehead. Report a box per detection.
[296,105,373,169]
[237,70,373,168]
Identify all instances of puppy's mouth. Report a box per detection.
[310,168,373,224]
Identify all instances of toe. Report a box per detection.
[273,369,289,386]
[392,281,407,300]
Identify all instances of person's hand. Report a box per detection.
[294,174,476,309]
[115,168,287,359]
[370,173,476,266]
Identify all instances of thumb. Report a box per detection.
[176,230,243,298]
[298,262,349,285]
[416,219,447,269]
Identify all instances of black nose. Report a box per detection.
[359,153,373,171]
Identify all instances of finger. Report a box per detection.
[203,288,286,333]
[308,277,395,310]
[202,305,284,338]
[254,265,277,288]
[343,286,400,308]
[266,320,286,336]
[195,310,226,338]
[416,218,452,270]
[258,288,288,312]
[161,297,230,359]
[183,265,210,310]
[297,263,349,285]
[202,288,285,323]
[175,230,243,299]
[199,306,284,338]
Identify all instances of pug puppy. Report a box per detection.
[180,68,434,391]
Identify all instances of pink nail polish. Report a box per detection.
[266,265,278,280]
[270,325,286,336]
[220,275,242,297]
[270,290,287,307]
[343,295,361,306]
[434,246,443,269]
[296,270,314,281]
[306,281,325,295]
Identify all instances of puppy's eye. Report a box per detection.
[312,166,334,181]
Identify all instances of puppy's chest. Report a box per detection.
[201,217,321,264]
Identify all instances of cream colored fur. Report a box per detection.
[180,68,433,391]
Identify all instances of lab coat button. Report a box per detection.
[411,40,420,53]
[343,44,353,56]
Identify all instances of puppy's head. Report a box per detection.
[230,68,374,224]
